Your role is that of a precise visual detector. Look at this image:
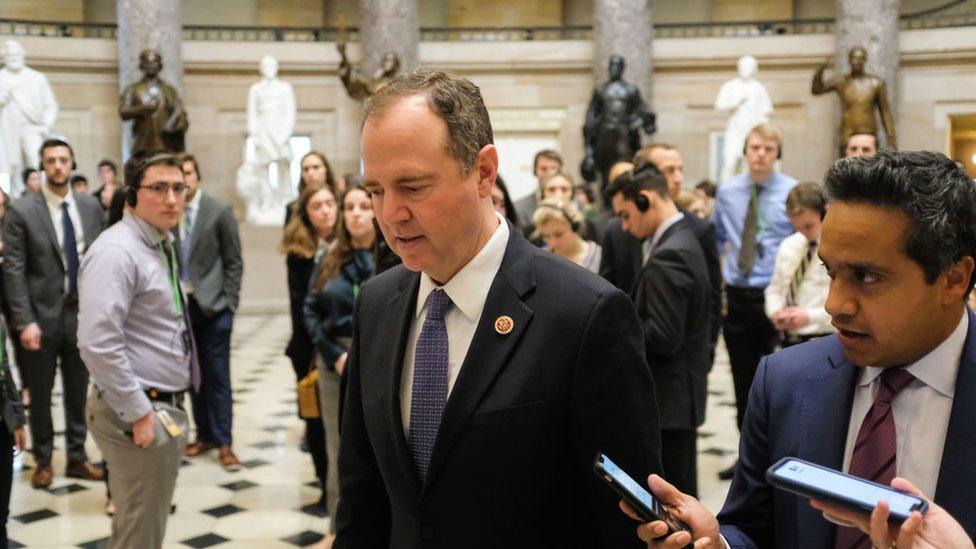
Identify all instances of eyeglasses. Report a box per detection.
[139,183,188,197]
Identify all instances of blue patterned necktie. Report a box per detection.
[61,203,80,297]
[409,288,453,484]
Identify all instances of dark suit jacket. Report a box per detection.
[678,208,722,346]
[636,220,711,431]
[182,192,243,316]
[335,225,663,549]
[285,253,315,379]
[2,190,104,333]
[718,315,976,548]
[599,217,641,295]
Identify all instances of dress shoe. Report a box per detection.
[718,460,738,481]
[31,464,53,489]
[219,446,241,472]
[184,441,216,458]
[66,460,105,481]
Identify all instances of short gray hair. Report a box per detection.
[362,68,493,176]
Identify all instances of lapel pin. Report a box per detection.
[494,315,514,335]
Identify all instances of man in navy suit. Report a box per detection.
[335,68,662,548]
[627,150,976,548]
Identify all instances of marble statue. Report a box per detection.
[714,55,773,183]
[336,41,400,101]
[119,49,188,156]
[0,40,58,196]
[812,46,896,153]
[236,55,297,225]
[580,55,656,196]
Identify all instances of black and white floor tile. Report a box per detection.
[8,314,740,547]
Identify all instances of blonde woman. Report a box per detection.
[532,198,602,273]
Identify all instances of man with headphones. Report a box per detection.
[712,123,797,480]
[605,162,712,498]
[2,137,105,489]
[78,152,197,548]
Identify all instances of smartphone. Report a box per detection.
[766,457,928,524]
[593,453,691,536]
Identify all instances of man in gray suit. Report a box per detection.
[177,154,244,470]
[2,138,105,488]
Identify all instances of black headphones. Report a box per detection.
[743,140,783,160]
[538,203,581,233]
[38,138,77,171]
[635,193,650,212]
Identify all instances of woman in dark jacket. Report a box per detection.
[0,321,27,547]
[280,181,338,513]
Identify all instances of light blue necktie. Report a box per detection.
[409,288,453,484]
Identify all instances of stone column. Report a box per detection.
[359,0,420,75]
[835,0,900,127]
[116,0,184,158]
[593,0,654,105]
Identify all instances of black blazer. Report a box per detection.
[635,220,712,430]
[335,225,662,549]
[599,217,641,295]
[285,253,316,380]
[678,208,723,346]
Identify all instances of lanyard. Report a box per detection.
[750,183,767,235]
[157,241,184,317]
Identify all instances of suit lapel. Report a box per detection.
[422,231,536,494]
[189,193,213,257]
[74,192,100,250]
[384,272,422,496]
[33,193,62,266]
[794,341,858,548]
[934,309,976,538]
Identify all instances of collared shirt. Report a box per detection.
[763,232,834,335]
[182,188,202,242]
[400,212,509,435]
[842,309,966,497]
[713,171,796,288]
[41,184,86,291]
[642,211,685,266]
[78,210,192,422]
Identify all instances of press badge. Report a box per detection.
[156,409,182,438]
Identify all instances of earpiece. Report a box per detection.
[635,193,650,213]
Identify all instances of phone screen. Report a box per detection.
[774,459,921,516]
[600,455,659,515]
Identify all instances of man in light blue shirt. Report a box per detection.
[712,124,795,478]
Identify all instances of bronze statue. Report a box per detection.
[336,41,400,101]
[812,46,896,151]
[581,55,656,191]
[119,49,188,155]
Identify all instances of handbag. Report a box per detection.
[297,364,321,420]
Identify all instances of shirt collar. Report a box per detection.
[858,309,967,398]
[41,184,75,209]
[122,210,174,249]
[415,212,508,323]
[650,211,684,250]
[186,189,202,211]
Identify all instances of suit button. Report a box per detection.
[420,525,434,540]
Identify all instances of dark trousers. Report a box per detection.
[0,425,12,547]
[187,298,234,446]
[661,428,698,498]
[24,307,89,465]
[723,287,778,431]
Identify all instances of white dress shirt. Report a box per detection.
[41,184,86,291]
[641,211,684,266]
[841,309,966,497]
[764,231,833,335]
[400,212,509,435]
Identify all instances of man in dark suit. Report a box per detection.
[336,68,662,549]
[2,138,105,488]
[600,161,642,294]
[606,163,711,498]
[628,151,976,548]
[176,154,244,470]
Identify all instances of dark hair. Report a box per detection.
[131,152,181,189]
[363,68,493,176]
[97,158,117,174]
[316,182,375,289]
[786,181,827,218]
[633,142,675,165]
[532,149,563,172]
[605,160,669,203]
[178,153,201,181]
[494,174,523,232]
[695,179,716,198]
[824,150,976,292]
[70,174,88,186]
[21,168,38,184]
[298,150,336,195]
[38,137,74,163]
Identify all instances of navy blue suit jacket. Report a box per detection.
[718,309,976,548]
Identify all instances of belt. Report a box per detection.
[63,294,79,308]
[145,388,185,409]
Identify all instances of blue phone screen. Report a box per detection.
[601,455,657,513]
[776,460,921,516]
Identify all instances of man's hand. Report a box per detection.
[811,478,974,549]
[619,474,724,549]
[13,426,26,450]
[132,410,155,448]
[20,323,41,351]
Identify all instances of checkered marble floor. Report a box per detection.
[8,314,741,548]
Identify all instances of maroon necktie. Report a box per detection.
[835,367,915,549]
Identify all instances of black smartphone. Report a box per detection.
[593,453,691,536]
[766,457,928,524]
